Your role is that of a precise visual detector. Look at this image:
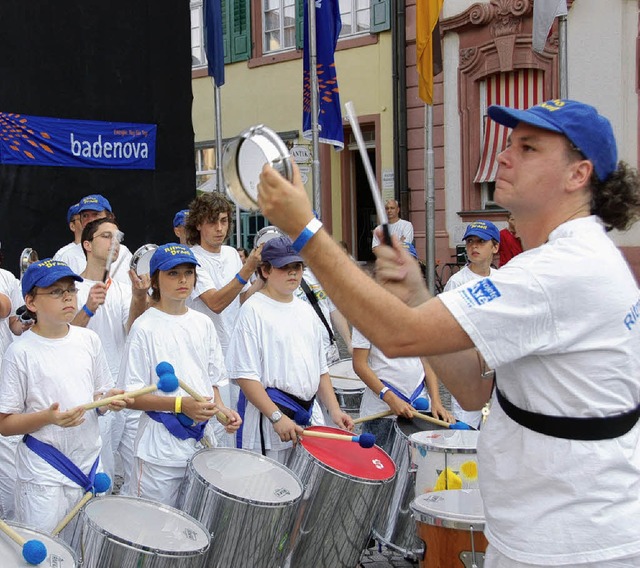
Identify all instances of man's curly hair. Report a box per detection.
[185,192,234,245]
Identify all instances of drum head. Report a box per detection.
[83,496,209,555]
[254,225,285,249]
[396,415,446,438]
[411,489,485,530]
[130,243,158,276]
[329,359,364,393]
[409,430,479,454]
[190,448,303,505]
[0,522,78,566]
[19,248,38,277]
[300,426,396,481]
[223,125,293,211]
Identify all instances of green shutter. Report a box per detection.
[370,0,390,33]
[296,0,304,50]
[230,0,251,62]
[222,0,231,64]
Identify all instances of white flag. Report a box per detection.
[532,0,567,53]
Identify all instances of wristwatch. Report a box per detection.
[269,410,283,424]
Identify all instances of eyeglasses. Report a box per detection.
[34,287,79,299]
[91,230,124,243]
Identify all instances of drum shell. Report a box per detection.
[287,427,396,568]
[178,448,303,568]
[79,496,210,568]
[372,417,447,557]
[0,521,79,567]
[328,359,364,414]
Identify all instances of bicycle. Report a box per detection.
[434,257,464,294]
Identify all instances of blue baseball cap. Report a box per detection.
[261,236,303,268]
[22,259,83,297]
[488,99,617,182]
[66,203,80,224]
[463,220,500,243]
[149,243,200,275]
[173,209,189,228]
[78,194,112,213]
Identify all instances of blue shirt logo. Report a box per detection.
[461,278,501,306]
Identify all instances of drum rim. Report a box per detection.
[408,430,479,454]
[410,490,486,530]
[82,495,211,556]
[188,447,304,506]
[0,520,78,562]
[129,243,158,272]
[410,508,486,531]
[253,225,285,249]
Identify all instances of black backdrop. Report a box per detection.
[0,1,196,276]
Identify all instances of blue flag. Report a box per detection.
[0,112,156,170]
[204,0,225,86]
[303,0,344,149]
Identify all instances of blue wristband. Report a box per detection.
[235,273,247,285]
[379,386,390,400]
[292,218,323,253]
[82,304,95,318]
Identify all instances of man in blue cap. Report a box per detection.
[257,99,640,566]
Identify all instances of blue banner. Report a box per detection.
[0,112,157,170]
[302,0,344,149]
[204,0,225,86]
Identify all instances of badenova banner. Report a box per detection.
[0,112,157,170]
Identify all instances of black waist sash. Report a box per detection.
[495,386,640,441]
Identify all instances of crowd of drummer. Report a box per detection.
[0,190,503,539]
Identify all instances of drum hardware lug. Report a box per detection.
[459,549,485,567]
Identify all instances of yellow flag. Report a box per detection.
[416,0,444,105]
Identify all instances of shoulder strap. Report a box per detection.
[300,278,335,343]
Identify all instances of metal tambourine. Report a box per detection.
[19,248,38,278]
[253,225,285,249]
[130,244,158,276]
[222,125,294,211]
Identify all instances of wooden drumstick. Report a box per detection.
[301,429,376,448]
[0,518,48,564]
[329,374,362,382]
[353,410,393,424]
[175,378,229,426]
[412,410,471,430]
[82,373,179,410]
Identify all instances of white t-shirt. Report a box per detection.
[77,278,131,378]
[443,264,497,293]
[54,242,134,284]
[0,269,21,355]
[226,292,328,452]
[119,307,226,467]
[188,244,248,353]
[0,326,113,486]
[352,327,427,417]
[438,216,640,564]
[372,218,414,248]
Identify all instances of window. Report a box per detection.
[339,0,370,38]
[191,1,206,68]
[262,0,297,54]
[195,146,217,192]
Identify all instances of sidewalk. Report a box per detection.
[360,544,420,567]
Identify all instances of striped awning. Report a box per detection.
[474,69,545,183]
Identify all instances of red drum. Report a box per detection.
[287,426,396,567]
[411,489,488,568]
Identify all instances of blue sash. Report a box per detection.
[382,379,426,405]
[146,411,207,442]
[265,387,314,426]
[23,434,99,492]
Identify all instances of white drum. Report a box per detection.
[130,243,158,276]
[411,489,488,568]
[328,358,365,414]
[0,521,78,567]
[79,496,210,567]
[410,430,479,496]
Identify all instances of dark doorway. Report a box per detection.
[354,148,377,262]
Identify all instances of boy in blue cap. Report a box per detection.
[0,259,128,533]
[120,243,241,507]
[172,209,189,245]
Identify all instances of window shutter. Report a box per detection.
[296,0,304,50]
[230,0,251,62]
[370,0,390,33]
[222,0,231,64]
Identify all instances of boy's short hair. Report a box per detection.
[463,220,500,243]
[22,259,83,297]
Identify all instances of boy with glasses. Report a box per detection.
[0,259,128,533]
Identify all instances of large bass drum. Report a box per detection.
[178,448,303,568]
[79,496,210,567]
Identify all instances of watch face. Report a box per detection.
[270,410,283,423]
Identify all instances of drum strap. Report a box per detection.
[300,278,335,345]
[381,379,425,405]
[23,434,100,492]
[266,387,315,425]
[146,411,207,442]
[495,384,640,440]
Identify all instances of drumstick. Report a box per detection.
[0,518,47,565]
[329,374,362,382]
[353,410,393,424]
[301,429,376,448]
[82,374,179,410]
[52,473,111,536]
[102,233,119,283]
[345,101,391,245]
[412,410,471,430]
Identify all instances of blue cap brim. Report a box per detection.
[488,105,564,133]
[151,258,200,274]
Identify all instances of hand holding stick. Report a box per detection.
[301,429,376,448]
[82,374,179,411]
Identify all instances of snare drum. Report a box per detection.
[372,417,448,560]
[0,521,78,567]
[328,359,365,414]
[411,489,487,568]
[254,225,284,249]
[130,243,158,276]
[79,496,210,567]
[410,430,479,495]
[287,425,396,567]
[178,448,303,567]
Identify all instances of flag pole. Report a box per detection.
[425,104,436,295]
[558,14,568,98]
[308,0,321,218]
